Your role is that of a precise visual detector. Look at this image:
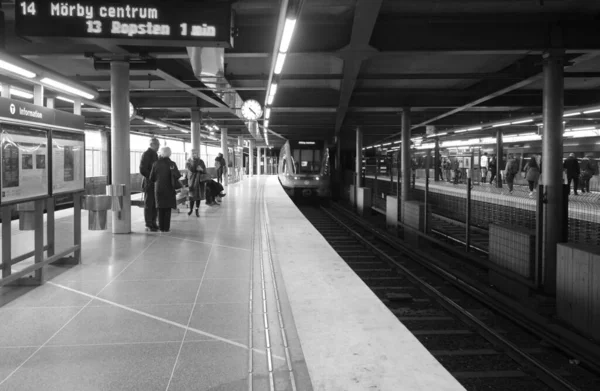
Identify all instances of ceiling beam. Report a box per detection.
[334,0,384,135]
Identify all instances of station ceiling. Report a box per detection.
[2,0,600,148]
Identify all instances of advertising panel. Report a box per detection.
[0,125,49,203]
[15,1,233,47]
[52,130,85,194]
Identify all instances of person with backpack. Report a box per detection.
[563,153,581,195]
[504,154,519,194]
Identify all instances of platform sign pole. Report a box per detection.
[424,167,429,234]
[401,108,411,222]
[496,131,503,189]
[466,177,472,252]
[33,199,45,283]
[191,109,201,152]
[74,192,82,263]
[46,197,55,257]
[221,128,229,185]
[434,139,440,182]
[1,207,12,278]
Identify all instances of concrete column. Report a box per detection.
[434,138,440,181]
[221,128,228,186]
[355,128,363,188]
[263,148,268,175]
[110,60,131,234]
[73,98,82,116]
[542,50,565,295]
[191,110,201,152]
[33,85,44,106]
[238,136,244,176]
[249,140,255,177]
[0,84,10,98]
[496,130,503,188]
[46,98,54,109]
[401,108,411,203]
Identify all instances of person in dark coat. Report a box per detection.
[149,147,181,232]
[524,157,541,197]
[579,154,597,193]
[205,179,226,206]
[139,138,160,231]
[488,156,497,184]
[215,153,227,183]
[504,154,519,194]
[186,149,207,217]
[563,153,581,195]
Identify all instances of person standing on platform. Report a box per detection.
[150,147,181,233]
[504,154,519,194]
[524,157,541,197]
[564,153,581,196]
[186,149,207,217]
[139,138,160,232]
[480,152,489,184]
[579,154,597,193]
[488,155,497,185]
[215,153,227,184]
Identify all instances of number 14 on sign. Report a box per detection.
[20,1,37,15]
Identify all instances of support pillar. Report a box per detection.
[496,130,503,188]
[355,128,363,188]
[263,148,268,175]
[191,110,201,152]
[110,60,131,234]
[221,128,228,186]
[434,138,440,182]
[401,108,411,205]
[33,85,43,106]
[249,140,255,177]
[542,50,565,295]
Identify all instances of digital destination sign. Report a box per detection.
[15,1,233,48]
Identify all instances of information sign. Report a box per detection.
[52,130,85,194]
[15,1,233,47]
[0,125,49,203]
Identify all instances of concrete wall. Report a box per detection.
[489,223,535,279]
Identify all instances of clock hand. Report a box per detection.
[249,108,257,116]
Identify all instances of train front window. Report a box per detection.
[293,149,321,174]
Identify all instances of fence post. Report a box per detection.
[466,177,472,252]
[424,170,429,234]
[535,184,545,287]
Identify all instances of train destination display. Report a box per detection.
[1,126,49,204]
[52,131,85,194]
[15,1,233,47]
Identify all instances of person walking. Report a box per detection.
[579,154,597,193]
[215,153,227,184]
[480,152,489,184]
[488,156,497,184]
[524,157,541,197]
[504,154,519,194]
[149,147,181,233]
[186,149,207,217]
[139,138,160,232]
[563,153,581,195]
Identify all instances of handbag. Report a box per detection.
[171,167,182,190]
[199,173,211,182]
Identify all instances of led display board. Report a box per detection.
[1,125,50,204]
[15,1,233,48]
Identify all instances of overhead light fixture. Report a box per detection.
[40,77,95,100]
[512,119,534,124]
[264,120,269,128]
[144,119,167,128]
[274,52,287,75]
[0,59,36,79]
[583,108,600,114]
[265,108,271,119]
[563,112,581,117]
[467,126,482,131]
[280,18,297,53]
[267,94,275,105]
[455,129,469,133]
[393,140,401,144]
[56,96,75,103]
[382,142,392,146]
[270,83,278,96]
[0,86,33,99]
[100,108,111,114]
[571,126,595,131]
[492,122,511,128]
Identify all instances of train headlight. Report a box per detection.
[294,176,298,180]
[315,177,320,180]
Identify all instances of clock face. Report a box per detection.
[241,100,263,121]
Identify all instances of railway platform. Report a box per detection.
[0,177,464,391]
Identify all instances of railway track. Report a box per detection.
[299,204,600,391]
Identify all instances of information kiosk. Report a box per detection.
[0,97,85,287]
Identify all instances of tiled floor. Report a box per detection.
[0,177,312,391]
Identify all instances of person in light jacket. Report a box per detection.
[524,157,541,197]
[186,149,207,217]
[149,147,181,233]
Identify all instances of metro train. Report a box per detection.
[278,140,331,200]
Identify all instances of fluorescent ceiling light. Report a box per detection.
[144,119,167,128]
[492,122,511,127]
[393,140,401,144]
[583,108,600,114]
[436,132,448,137]
[0,59,36,78]
[56,96,74,103]
[279,19,297,53]
[563,112,581,117]
[571,126,595,131]
[274,52,287,75]
[40,77,95,100]
[264,120,269,128]
[0,86,33,99]
[467,126,482,131]
[267,94,275,105]
[382,142,392,146]
[100,108,111,114]
[270,83,278,96]
[265,108,271,119]
[374,144,382,147]
[512,119,534,124]
[455,129,469,133]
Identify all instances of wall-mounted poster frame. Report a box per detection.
[0,124,51,205]
[51,130,86,195]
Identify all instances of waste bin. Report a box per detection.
[83,195,112,230]
[17,201,36,231]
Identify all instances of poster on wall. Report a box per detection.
[0,125,49,203]
[52,131,85,194]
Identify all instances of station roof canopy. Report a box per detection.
[3,0,600,148]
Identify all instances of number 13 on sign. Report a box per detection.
[20,1,37,15]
